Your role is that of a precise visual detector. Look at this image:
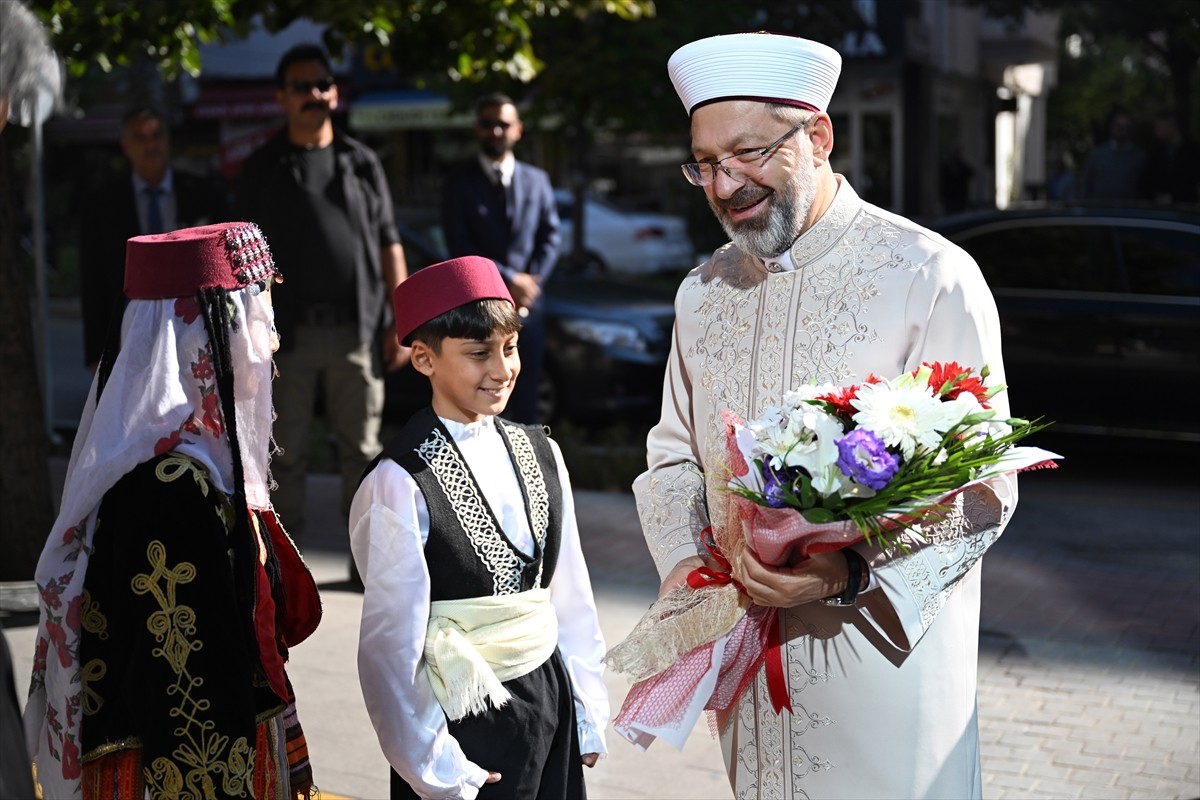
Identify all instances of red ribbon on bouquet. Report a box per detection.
[683,527,791,715]
[685,527,745,592]
[763,622,791,714]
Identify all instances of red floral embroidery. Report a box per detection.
[155,430,182,455]
[201,391,224,437]
[192,351,214,381]
[40,574,70,610]
[175,296,201,324]
[45,620,71,668]
[66,594,83,632]
[32,636,48,674]
[60,732,81,779]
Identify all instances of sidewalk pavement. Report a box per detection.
[4,461,1198,800]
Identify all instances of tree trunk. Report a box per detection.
[0,133,55,581]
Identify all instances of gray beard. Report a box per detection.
[713,162,818,260]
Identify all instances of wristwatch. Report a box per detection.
[820,549,868,607]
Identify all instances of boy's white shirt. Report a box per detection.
[350,414,610,800]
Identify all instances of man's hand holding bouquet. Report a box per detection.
[606,362,1060,750]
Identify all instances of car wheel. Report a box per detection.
[581,251,607,275]
[561,251,606,276]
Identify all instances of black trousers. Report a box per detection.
[390,650,585,800]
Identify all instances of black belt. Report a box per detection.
[302,304,355,326]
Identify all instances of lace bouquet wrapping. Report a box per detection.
[607,362,1059,750]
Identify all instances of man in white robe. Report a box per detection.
[632,32,1018,799]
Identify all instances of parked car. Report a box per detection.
[932,205,1200,445]
[386,211,677,427]
[554,189,695,275]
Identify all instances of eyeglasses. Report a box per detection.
[286,77,336,95]
[681,121,811,187]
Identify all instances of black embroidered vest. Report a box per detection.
[374,408,564,601]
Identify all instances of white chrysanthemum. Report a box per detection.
[851,381,953,459]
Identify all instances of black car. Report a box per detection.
[386,212,678,427]
[933,205,1200,445]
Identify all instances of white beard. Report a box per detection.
[713,157,819,260]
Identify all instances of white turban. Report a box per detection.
[668,32,842,116]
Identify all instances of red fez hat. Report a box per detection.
[394,256,514,345]
[124,222,278,299]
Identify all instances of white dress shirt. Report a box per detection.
[131,169,177,234]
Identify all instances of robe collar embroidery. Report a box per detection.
[787,175,863,269]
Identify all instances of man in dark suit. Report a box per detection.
[80,106,227,370]
[441,92,561,424]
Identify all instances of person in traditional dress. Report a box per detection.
[631,32,1019,799]
[350,256,609,800]
[24,222,323,800]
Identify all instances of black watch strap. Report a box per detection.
[820,548,866,607]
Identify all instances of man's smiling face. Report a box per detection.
[690,101,819,259]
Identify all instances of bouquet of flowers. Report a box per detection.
[606,361,1059,750]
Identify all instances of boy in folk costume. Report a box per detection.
[24,223,322,800]
[351,256,609,800]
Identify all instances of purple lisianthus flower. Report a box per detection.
[836,429,899,490]
[761,463,794,508]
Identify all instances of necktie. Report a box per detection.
[145,186,164,234]
[494,166,513,219]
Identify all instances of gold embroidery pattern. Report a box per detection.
[81,590,108,640]
[132,539,254,799]
[81,586,109,714]
[80,658,107,716]
[155,455,235,534]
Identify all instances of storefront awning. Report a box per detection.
[348,91,471,131]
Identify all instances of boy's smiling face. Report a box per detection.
[413,332,522,423]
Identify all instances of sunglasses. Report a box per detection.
[477,118,514,131]
[287,77,336,94]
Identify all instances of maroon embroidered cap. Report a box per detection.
[124,222,278,299]
[394,256,514,345]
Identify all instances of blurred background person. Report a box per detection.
[1,2,60,793]
[80,105,227,372]
[236,43,407,543]
[1145,111,1200,205]
[938,142,975,215]
[1078,108,1147,202]
[441,92,561,425]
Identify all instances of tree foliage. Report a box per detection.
[964,0,1200,136]
[30,0,653,81]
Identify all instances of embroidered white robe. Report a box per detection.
[635,178,1018,800]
